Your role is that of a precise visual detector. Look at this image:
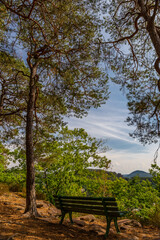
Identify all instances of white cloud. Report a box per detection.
[106,144,159,174]
[67,82,159,174]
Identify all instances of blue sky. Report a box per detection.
[67,82,159,174]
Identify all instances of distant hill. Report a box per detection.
[123,170,152,179]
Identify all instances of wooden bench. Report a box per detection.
[54,196,127,238]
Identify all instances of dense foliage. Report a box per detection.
[1,127,110,197]
[35,127,110,199]
[82,171,160,224]
[1,139,160,226]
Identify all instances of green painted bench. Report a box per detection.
[54,196,128,238]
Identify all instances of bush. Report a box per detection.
[0,167,26,193]
[111,177,160,224]
[148,203,160,227]
[84,174,160,224]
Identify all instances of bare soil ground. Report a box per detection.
[0,192,160,240]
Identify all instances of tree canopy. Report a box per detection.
[102,0,160,144]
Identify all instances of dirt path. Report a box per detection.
[0,193,160,240]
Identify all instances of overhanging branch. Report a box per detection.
[0,108,26,116]
[103,15,141,45]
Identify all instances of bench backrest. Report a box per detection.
[54,196,119,216]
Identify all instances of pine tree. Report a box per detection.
[0,0,109,216]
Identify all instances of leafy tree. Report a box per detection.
[33,127,111,201]
[102,0,160,144]
[84,169,113,197]
[0,0,109,216]
[7,127,111,200]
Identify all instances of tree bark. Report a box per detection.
[138,0,160,63]
[147,21,160,58]
[24,66,39,217]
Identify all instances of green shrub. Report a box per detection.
[112,177,160,224]
[148,203,160,227]
[84,174,160,224]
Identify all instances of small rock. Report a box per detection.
[119,232,130,239]
[119,219,142,228]
[48,208,61,216]
[90,223,106,234]
[73,219,86,226]
[129,220,142,228]
[79,214,96,222]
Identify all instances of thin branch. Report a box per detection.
[113,0,134,18]
[150,100,160,118]
[127,39,138,72]
[103,15,141,44]
[0,108,26,116]
[14,70,30,78]
[28,0,37,18]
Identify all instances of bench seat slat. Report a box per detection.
[54,199,117,206]
[62,207,105,216]
[54,195,115,201]
[62,203,119,211]
[61,203,105,211]
[55,203,104,211]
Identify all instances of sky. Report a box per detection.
[67,81,160,175]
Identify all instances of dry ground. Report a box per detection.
[0,192,160,240]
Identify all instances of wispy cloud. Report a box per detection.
[67,82,160,174]
[67,109,138,145]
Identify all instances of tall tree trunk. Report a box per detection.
[24,66,39,217]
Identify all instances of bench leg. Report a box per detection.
[114,217,120,233]
[60,211,66,224]
[104,217,112,238]
[69,212,73,224]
